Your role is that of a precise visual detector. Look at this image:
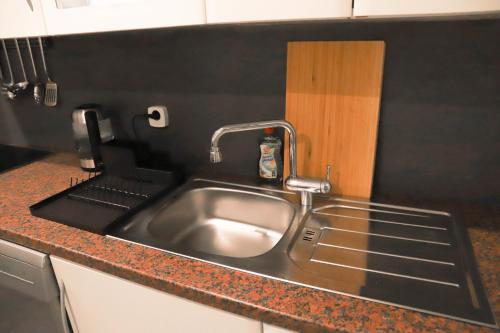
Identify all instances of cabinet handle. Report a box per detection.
[55,0,91,9]
[60,282,79,333]
[26,0,34,11]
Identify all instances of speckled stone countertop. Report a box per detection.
[0,153,498,332]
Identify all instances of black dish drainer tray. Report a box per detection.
[30,171,177,235]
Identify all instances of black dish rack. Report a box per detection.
[30,170,178,235]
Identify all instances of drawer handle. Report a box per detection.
[26,0,34,11]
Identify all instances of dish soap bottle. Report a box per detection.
[259,128,283,183]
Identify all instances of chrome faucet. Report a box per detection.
[209,120,331,206]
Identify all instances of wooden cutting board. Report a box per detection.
[284,41,385,198]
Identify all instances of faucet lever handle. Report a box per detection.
[325,164,331,182]
[319,164,332,194]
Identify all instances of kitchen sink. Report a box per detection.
[146,187,295,258]
[109,178,497,328]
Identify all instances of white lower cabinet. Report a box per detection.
[50,256,263,333]
[263,323,297,333]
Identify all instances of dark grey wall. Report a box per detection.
[1,16,499,204]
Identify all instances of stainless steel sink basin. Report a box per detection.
[146,187,295,258]
[109,178,497,329]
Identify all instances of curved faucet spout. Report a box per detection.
[209,120,297,178]
[209,120,330,206]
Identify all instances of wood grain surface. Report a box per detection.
[284,41,385,198]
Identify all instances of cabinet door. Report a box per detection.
[0,0,47,38]
[50,256,262,333]
[40,0,206,36]
[206,0,352,24]
[263,323,297,333]
[353,0,500,17]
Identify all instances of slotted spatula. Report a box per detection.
[38,37,57,107]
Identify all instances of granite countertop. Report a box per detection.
[0,153,498,332]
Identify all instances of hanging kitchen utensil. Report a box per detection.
[26,38,43,104]
[0,52,6,95]
[38,37,57,107]
[1,40,16,100]
[13,39,29,93]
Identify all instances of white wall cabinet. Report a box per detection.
[0,0,47,38]
[2,0,500,38]
[205,0,352,24]
[353,0,500,17]
[50,256,262,333]
[40,0,206,36]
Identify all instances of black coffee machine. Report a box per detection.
[72,104,114,171]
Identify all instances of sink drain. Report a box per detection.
[303,229,317,242]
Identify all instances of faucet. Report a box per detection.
[209,120,331,206]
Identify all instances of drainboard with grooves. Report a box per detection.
[289,204,497,328]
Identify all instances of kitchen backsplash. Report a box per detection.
[0,16,498,204]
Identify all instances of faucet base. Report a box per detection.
[301,191,313,207]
